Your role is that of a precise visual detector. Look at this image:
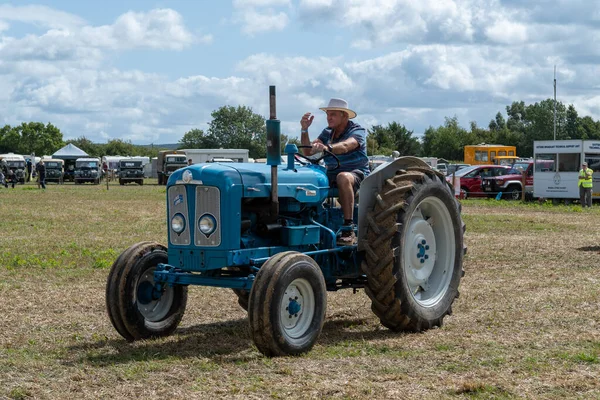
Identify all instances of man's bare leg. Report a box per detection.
[336,172,356,222]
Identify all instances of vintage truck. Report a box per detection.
[118,159,144,185]
[157,150,187,185]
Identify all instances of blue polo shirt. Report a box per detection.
[317,121,369,175]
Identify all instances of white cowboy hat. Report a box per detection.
[319,98,357,119]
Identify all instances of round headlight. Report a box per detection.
[182,170,193,183]
[171,213,186,234]
[198,214,216,235]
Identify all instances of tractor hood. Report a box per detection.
[168,162,330,204]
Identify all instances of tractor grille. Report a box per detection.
[195,186,221,247]
[168,185,191,246]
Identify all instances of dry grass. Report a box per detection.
[1,183,599,399]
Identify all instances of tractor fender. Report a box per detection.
[357,156,431,250]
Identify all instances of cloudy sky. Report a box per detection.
[1,0,599,145]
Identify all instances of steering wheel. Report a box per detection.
[296,145,340,170]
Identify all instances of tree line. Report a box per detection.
[2,99,599,161]
[0,122,159,158]
[372,99,600,161]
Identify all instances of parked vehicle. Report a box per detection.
[44,159,65,184]
[74,157,101,184]
[368,155,394,171]
[182,148,249,164]
[492,156,519,166]
[446,163,470,175]
[0,154,27,184]
[118,160,144,185]
[481,161,534,200]
[464,144,516,166]
[157,150,187,185]
[436,163,448,175]
[446,164,511,198]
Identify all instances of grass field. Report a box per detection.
[1,181,599,399]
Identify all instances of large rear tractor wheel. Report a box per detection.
[248,251,327,356]
[105,242,188,341]
[362,167,465,332]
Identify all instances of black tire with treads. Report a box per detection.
[248,251,326,357]
[107,242,188,340]
[106,241,154,341]
[361,166,466,332]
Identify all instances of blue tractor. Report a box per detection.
[106,87,466,356]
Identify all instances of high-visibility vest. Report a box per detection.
[579,168,593,188]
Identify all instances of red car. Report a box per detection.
[446,165,511,198]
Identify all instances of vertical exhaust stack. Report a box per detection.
[266,85,281,217]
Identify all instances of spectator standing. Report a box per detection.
[36,160,46,189]
[26,159,33,182]
[578,161,593,208]
[0,157,6,187]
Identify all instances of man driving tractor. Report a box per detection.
[300,98,369,245]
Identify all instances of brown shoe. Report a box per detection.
[337,229,357,246]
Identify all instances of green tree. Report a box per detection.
[67,137,99,157]
[506,101,528,134]
[489,112,507,131]
[566,104,579,139]
[368,122,421,156]
[420,126,436,157]
[0,122,63,156]
[104,139,137,156]
[178,128,220,149]
[579,116,600,140]
[208,106,266,159]
[519,99,567,156]
[424,117,476,160]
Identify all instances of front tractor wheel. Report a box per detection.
[248,252,327,357]
[362,167,465,332]
[105,242,188,341]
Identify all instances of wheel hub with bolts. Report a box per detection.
[406,209,436,291]
[136,269,174,322]
[281,284,303,329]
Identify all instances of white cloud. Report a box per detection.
[0,7,199,63]
[0,4,86,29]
[234,0,291,7]
[299,0,480,46]
[485,19,528,44]
[233,0,291,35]
[1,1,599,145]
[238,9,289,35]
[326,67,354,92]
[80,9,198,50]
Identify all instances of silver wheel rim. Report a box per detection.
[279,278,315,342]
[403,196,455,307]
[137,267,174,322]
